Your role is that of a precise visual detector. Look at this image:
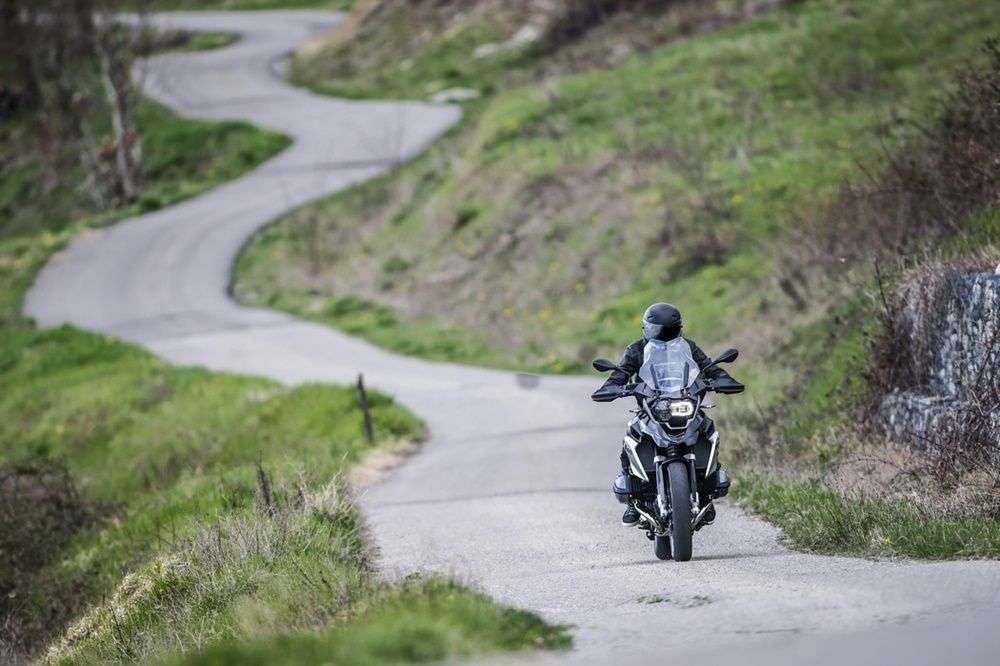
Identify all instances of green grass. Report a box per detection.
[290,8,530,102]
[174,577,568,666]
[734,474,1000,559]
[777,299,871,443]
[0,100,290,241]
[939,206,1000,257]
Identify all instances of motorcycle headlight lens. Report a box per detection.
[669,400,695,417]
[651,399,672,420]
[652,399,695,420]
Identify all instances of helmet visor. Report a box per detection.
[643,320,664,341]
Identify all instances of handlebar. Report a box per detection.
[591,377,742,403]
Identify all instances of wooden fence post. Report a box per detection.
[357,373,374,444]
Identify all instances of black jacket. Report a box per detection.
[599,337,739,391]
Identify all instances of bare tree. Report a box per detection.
[2,0,148,207]
[91,3,146,203]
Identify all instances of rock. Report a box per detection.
[880,271,1000,451]
[510,24,541,47]
[430,87,480,104]
[929,273,1000,395]
[474,42,501,58]
[473,24,541,59]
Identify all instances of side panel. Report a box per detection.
[692,420,718,471]
[636,438,656,474]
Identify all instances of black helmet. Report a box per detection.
[642,303,682,341]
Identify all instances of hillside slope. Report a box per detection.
[238,0,999,372]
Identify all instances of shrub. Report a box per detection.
[803,39,1000,269]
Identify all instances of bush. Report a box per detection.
[803,39,1000,269]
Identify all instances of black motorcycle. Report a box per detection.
[592,342,742,561]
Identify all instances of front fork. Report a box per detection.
[652,453,699,531]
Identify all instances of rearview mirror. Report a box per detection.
[713,348,739,364]
[592,358,620,373]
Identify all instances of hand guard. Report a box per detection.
[591,384,625,402]
[711,376,745,394]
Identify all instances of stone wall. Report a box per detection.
[880,271,1000,450]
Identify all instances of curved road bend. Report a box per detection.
[24,11,1000,665]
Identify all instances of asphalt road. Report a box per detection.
[24,11,1000,665]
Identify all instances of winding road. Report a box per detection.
[24,11,1000,665]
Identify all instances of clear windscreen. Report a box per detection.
[638,338,699,397]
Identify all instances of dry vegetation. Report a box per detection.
[734,42,1000,555]
[791,40,1000,275]
[821,41,999,477]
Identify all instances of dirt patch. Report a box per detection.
[348,437,422,492]
[0,459,103,661]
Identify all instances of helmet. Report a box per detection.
[642,303,682,341]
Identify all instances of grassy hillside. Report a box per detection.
[290,0,782,101]
[0,44,564,666]
[238,0,999,371]
[235,0,1000,558]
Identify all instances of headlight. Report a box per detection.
[651,399,695,420]
[669,400,695,417]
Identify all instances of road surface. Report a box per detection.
[24,10,1000,665]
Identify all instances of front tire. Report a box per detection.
[667,461,693,561]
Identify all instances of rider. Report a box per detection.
[592,302,745,526]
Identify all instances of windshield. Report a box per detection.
[638,338,699,397]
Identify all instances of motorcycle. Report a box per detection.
[591,341,743,561]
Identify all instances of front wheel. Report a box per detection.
[666,461,693,561]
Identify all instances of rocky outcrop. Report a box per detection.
[880,271,1000,451]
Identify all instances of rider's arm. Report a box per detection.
[605,340,644,386]
[591,340,644,401]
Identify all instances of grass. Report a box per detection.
[289,4,531,102]
[1,67,564,666]
[733,474,1000,559]
[776,298,872,444]
[174,577,567,666]
[0,100,290,241]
